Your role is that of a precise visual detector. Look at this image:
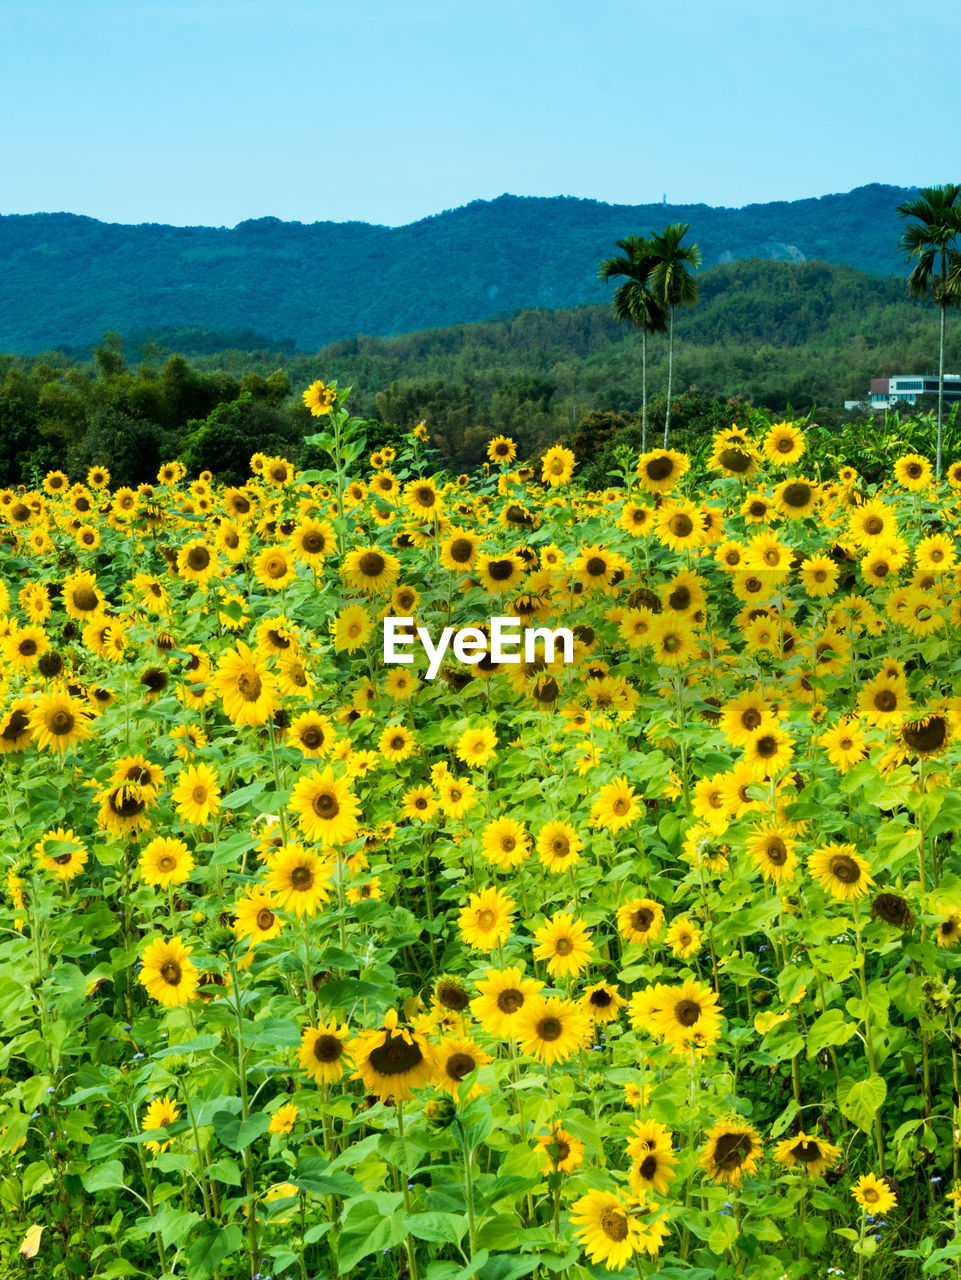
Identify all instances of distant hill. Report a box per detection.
[0,184,917,354]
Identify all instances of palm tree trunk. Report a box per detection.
[663,304,675,447]
[938,300,946,479]
[641,329,648,453]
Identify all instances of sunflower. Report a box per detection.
[808,842,874,901]
[648,979,722,1050]
[648,615,698,667]
[404,477,444,520]
[35,828,89,880]
[350,1009,436,1102]
[302,379,337,415]
[268,1103,298,1137]
[211,642,278,727]
[773,1131,840,1178]
[746,822,797,885]
[139,936,200,1008]
[536,1122,585,1174]
[536,820,583,872]
[626,1119,678,1196]
[857,675,909,728]
[718,691,774,747]
[654,499,703,554]
[288,767,359,846]
[378,723,416,763]
[616,898,664,945]
[454,725,497,768]
[457,886,515,950]
[435,1036,491,1099]
[915,532,957,573]
[665,916,701,959]
[233,885,284,945]
[477,552,526,594]
[334,604,373,653]
[252,546,298,591]
[487,435,517,465]
[590,776,640,833]
[515,996,591,1065]
[2,624,48,672]
[471,966,544,1037]
[936,905,961,948]
[899,711,950,759]
[852,1173,897,1214]
[289,518,336,566]
[742,724,794,779]
[821,719,868,773]
[635,448,689,495]
[433,975,472,1014]
[266,845,333,917]
[532,912,594,978]
[28,689,92,753]
[171,763,221,827]
[701,1118,763,1186]
[893,453,931,491]
[401,784,437,823]
[0,700,33,753]
[569,1188,646,1271]
[341,545,401,595]
[142,1095,180,1154]
[581,981,625,1024]
[799,553,840,598]
[763,421,805,465]
[774,477,819,519]
[541,445,575,488]
[480,816,531,869]
[440,530,481,573]
[299,1019,351,1084]
[436,774,478,820]
[139,837,193,889]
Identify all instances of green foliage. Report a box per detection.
[178,393,305,486]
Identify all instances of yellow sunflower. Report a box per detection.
[532,912,594,978]
[514,996,591,1065]
[471,966,544,1037]
[350,1009,436,1102]
[289,767,360,846]
[701,1117,763,1186]
[139,936,200,1008]
[212,642,278,727]
[266,845,334,917]
[808,843,874,901]
[139,837,193,889]
[299,1019,351,1084]
[171,763,221,827]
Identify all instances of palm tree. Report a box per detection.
[597,236,667,452]
[647,224,702,445]
[897,185,961,478]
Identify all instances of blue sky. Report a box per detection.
[3,0,958,228]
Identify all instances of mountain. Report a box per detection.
[0,184,916,354]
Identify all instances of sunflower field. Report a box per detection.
[1,382,961,1280]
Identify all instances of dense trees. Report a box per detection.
[1,258,960,488]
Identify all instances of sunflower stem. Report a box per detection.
[396,1102,421,1280]
[852,903,886,1176]
[227,955,260,1278]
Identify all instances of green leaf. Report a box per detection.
[211,1110,271,1151]
[138,1207,202,1249]
[81,1159,126,1192]
[838,1075,887,1134]
[337,1211,407,1272]
[807,1008,857,1057]
[187,1224,243,1277]
[404,1212,468,1244]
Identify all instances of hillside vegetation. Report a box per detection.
[0,185,915,352]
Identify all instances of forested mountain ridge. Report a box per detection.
[1,184,915,353]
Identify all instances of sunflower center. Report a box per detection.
[783,483,811,507]
[550,835,570,856]
[494,989,522,1015]
[902,716,947,753]
[291,866,313,889]
[600,1209,629,1242]
[53,852,74,866]
[186,547,211,571]
[110,789,145,817]
[766,838,787,865]
[72,586,98,611]
[645,456,673,481]
[476,909,496,928]
[590,989,612,1007]
[714,1132,751,1170]
[359,552,385,577]
[2,710,29,739]
[555,937,573,955]
[312,791,339,820]
[675,999,701,1027]
[445,1052,476,1081]
[719,448,752,473]
[536,1016,562,1041]
[829,855,861,884]
[875,690,896,712]
[864,516,883,535]
[631,907,654,930]
[449,538,473,563]
[791,1140,821,1163]
[49,709,74,735]
[612,797,629,814]
[669,514,693,538]
[668,585,691,610]
[159,856,176,871]
[755,734,777,758]
[586,556,606,577]
[160,961,182,985]
[313,1035,343,1064]
[776,436,793,453]
[488,559,513,581]
[639,1154,658,1179]
[369,1032,424,1075]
